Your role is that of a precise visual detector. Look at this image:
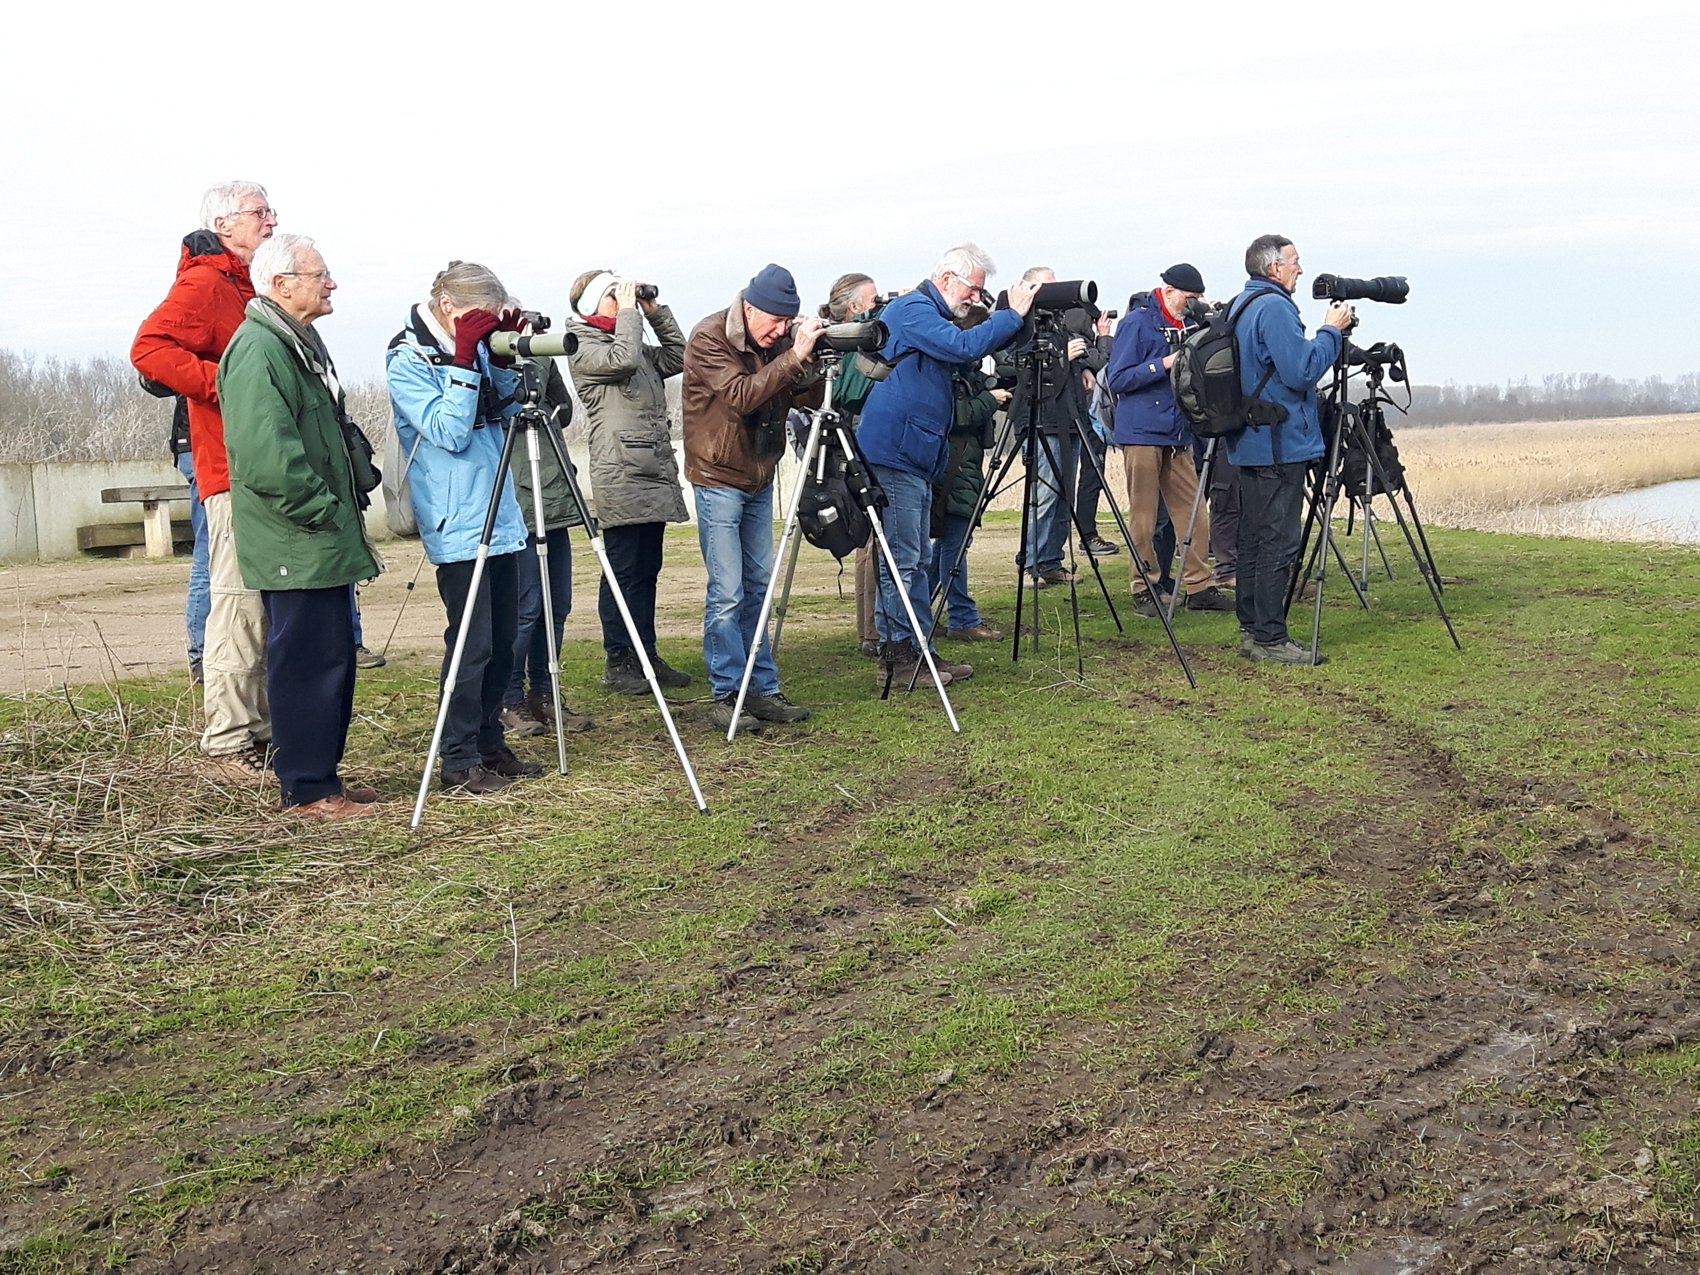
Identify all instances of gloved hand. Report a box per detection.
[488,308,523,368]
[451,309,501,369]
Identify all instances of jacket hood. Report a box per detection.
[176,229,250,283]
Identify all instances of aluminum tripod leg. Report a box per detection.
[769,505,807,655]
[523,424,569,776]
[1165,438,1217,623]
[728,413,822,741]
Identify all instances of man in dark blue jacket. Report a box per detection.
[1228,234,1353,665]
[858,243,1036,691]
[1105,263,1234,617]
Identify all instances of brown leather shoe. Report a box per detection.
[526,688,595,733]
[342,784,379,804]
[290,794,380,822]
[932,655,974,682]
[946,623,1002,642]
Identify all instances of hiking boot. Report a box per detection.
[746,692,810,723]
[932,655,973,682]
[645,651,692,690]
[1237,628,1256,658]
[707,696,760,734]
[527,687,595,733]
[858,639,882,658]
[946,623,1002,642]
[600,652,651,696]
[480,745,545,778]
[499,702,547,737]
[1079,535,1119,556]
[1130,591,1163,619]
[1248,639,1327,666]
[1183,586,1235,612]
[1038,568,1080,586]
[199,747,270,786]
[355,644,387,669]
[441,764,513,795]
[189,658,203,686]
[290,793,380,822]
[1024,571,1052,589]
[874,641,953,693]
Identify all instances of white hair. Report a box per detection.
[1021,265,1055,283]
[200,181,269,231]
[931,242,996,284]
[250,234,315,299]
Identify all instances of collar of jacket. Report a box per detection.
[723,290,753,353]
[415,302,456,352]
[918,278,951,317]
[176,229,251,286]
[1242,276,1293,306]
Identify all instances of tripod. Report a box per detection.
[1288,345,1461,660]
[410,363,708,827]
[728,354,960,740]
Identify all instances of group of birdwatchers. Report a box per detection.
[131,181,1353,821]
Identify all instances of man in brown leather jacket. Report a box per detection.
[682,264,824,732]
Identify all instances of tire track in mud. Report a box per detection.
[141,684,1700,1273]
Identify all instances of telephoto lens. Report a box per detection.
[635,284,659,302]
[817,320,889,354]
[1312,274,1409,304]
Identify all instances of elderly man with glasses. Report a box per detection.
[855,243,1037,693]
[132,181,279,784]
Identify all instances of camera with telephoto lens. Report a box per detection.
[1311,274,1409,304]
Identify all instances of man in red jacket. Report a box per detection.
[131,182,277,782]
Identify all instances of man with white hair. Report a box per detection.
[131,181,277,783]
[219,235,383,820]
[855,244,1038,692]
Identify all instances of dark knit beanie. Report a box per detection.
[1161,262,1206,294]
[744,263,801,317]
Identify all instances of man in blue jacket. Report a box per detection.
[858,243,1037,691]
[1105,263,1234,618]
[1228,235,1353,665]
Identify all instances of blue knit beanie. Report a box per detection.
[744,263,801,317]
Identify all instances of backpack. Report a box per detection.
[1169,287,1290,437]
[380,424,421,538]
[797,430,873,560]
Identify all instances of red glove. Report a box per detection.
[488,308,524,368]
[451,308,501,369]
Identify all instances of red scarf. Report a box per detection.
[583,314,617,332]
[1155,287,1182,329]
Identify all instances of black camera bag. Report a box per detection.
[797,437,872,560]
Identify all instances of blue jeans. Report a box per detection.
[693,484,780,700]
[506,528,572,703]
[1020,430,1079,575]
[177,451,209,664]
[869,464,935,650]
[1236,462,1309,645]
[928,513,981,631]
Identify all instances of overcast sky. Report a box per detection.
[4,0,1695,386]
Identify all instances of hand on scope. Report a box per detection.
[790,316,824,360]
[614,280,639,311]
[1095,313,1112,336]
[1324,302,1354,331]
[452,309,501,369]
[991,389,1013,405]
[1005,278,1040,316]
[1066,337,1088,362]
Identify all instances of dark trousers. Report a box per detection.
[261,586,356,808]
[600,521,665,659]
[1206,451,1241,579]
[506,528,571,702]
[434,552,518,771]
[1075,429,1107,534]
[1236,462,1309,645]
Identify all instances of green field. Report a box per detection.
[3,522,1699,1273]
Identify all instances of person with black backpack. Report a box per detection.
[1226,235,1353,665]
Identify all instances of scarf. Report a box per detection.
[246,297,343,408]
[583,314,617,333]
[1154,287,1183,330]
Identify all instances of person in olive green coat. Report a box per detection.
[218,233,382,822]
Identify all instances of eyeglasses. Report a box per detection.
[235,207,279,221]
[283,270,333,282]
[947,274,987,304]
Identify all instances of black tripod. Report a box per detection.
[410,363,707,826]
[1289,343,1461,660]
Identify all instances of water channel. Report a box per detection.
[1558,477,1700,542]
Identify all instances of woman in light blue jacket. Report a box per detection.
[387,261,540,795]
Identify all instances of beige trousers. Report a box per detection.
[201,490,271,755]
[854,539,878,642]
[1120,444,1213,597]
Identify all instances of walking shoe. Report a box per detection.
[355,644,387,670]
[342,783,379,804]
[1248,639,1327,666]
[600,652,651,696]
[199,747,270,786]
[290,793,380,822]
[707,696,760,734]
[874,640,953,693]
[189,658,204,686]
[858,639,882,658]
[1024,571,1052,589]
[499,702,548,737]
[645,651,692,690]
[527,688,595,733]
[1079,535,1119,556]
[932,654,974,682]
[1130,591,1163,619]
[480,745,545,778]
[946,623,1002,642]
[1237,627,1256,658]
[1183,586,1235,612]
[441,764,513,795]
[1215,572,1237,591]
[1038,568,1080,586]
[746,692,811,723]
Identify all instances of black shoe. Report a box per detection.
[746,691,810,723]
[1183,586,1235,612]
[441,764,513,795]
[646,651,692,690]
[600,653,650,696]
[1079,535,1119,556]
[1130,592,1163,619]
[707,696,760,733]
[480,745,545,778]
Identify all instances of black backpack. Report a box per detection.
[797,435,873,560]
[1169,287,1290,437]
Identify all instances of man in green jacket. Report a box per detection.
[219,233,383,821]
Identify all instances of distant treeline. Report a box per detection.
[3,348,1696,463]
[1400,373,1700,426]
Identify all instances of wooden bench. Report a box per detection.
[88,485,194,558]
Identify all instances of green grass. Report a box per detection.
[4,520,1700,1268]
